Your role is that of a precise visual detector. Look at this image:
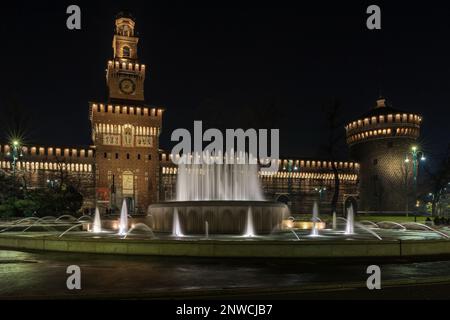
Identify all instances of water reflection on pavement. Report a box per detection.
[1,249,450,299]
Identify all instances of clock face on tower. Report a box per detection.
[119,78,136,94]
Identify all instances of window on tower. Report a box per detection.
[123,46,130,58]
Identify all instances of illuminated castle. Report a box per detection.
[345,97,422,213]
[0,14,424,215]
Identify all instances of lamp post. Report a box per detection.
[10,140,21,179]
[6,140,22,179]
[6,139,22,201]
[404,145,426,222]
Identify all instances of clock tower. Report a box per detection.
[90,13,163,214]
[107,14,145,102]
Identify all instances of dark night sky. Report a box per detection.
[0,1,449,164]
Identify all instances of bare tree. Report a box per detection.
[319,98,347,214]
[423,144,450,216]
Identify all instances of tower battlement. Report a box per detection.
[90,103,163,119]
[107,60,146,75]
[345,98,421,146]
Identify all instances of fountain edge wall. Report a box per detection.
[147,201,289,235]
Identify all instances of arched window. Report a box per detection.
[122,46,130,58]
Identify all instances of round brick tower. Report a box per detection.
[345,98,422,214]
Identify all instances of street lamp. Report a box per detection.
[404,145,426,221]
[6,139,23,200]
[7,139,23,179]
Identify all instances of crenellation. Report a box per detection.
[345,112,421,132]
[107,60,145,75]
[159,151,359,177]
[90,102,163,119]
[1,145,95,160]
[0,159,93,173]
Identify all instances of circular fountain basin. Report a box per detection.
[147,201,289,235]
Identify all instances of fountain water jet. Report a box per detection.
[172,208,184,237]
[359,220,380,228]
[58,223,84,238]
[93,207,102,233]
[176,152,264,201]
[77,215,93,222]
[118,200,128,236]
[290,229,300,240]
[20,216,57,232]
[244,207,256,237]
[55,215,77,223]
[310,202,319,237]
[123,223,155,239]
[12,217,39,225]
[345,205,355,235]
[402,222,450,239]
[377,221,406,230]
[338,217,382,240]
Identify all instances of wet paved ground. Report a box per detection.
[1,249,450,299]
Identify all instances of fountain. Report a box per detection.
[310,202,320,237]
[172,208,184,237]
[118,200,128,236]
[345,205,355,235]
[244,207,256,237]
[2,190,450,259]
[148,153,288,235]
[92,207,102,233]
